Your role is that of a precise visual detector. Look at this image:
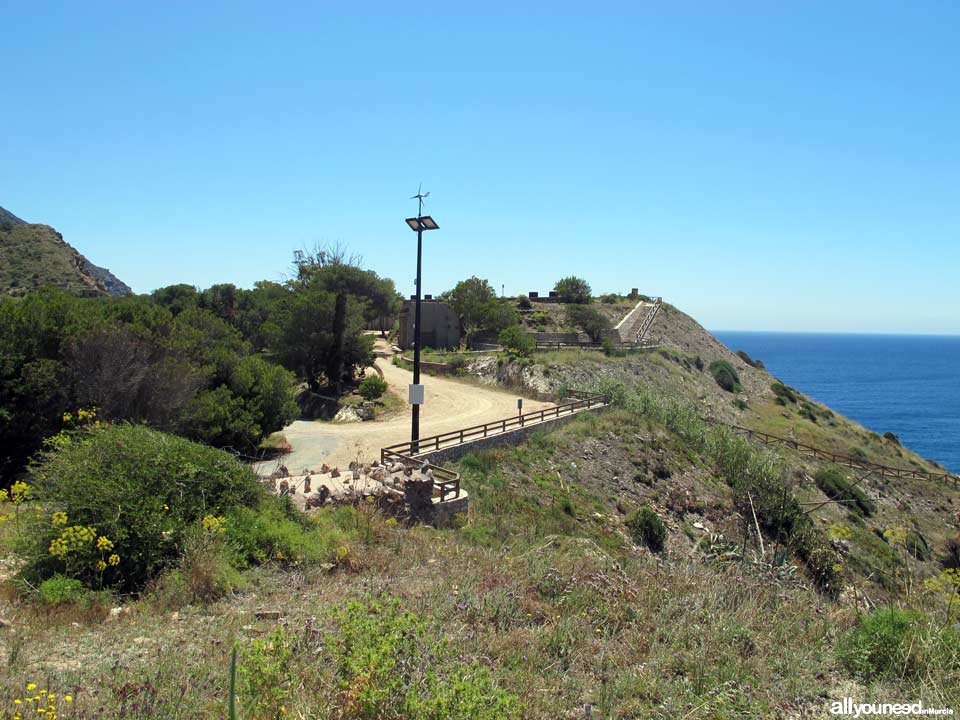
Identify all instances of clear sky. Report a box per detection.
[3,2,958,333]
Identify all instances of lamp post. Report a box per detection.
[405,191,439,452]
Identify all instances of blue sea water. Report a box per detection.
[713,332,960,474]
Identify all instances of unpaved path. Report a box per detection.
[255,339,554,475]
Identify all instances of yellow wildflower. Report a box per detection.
[64,696,72,703]
[108,554,120,566]
[10,481,31,503]
[201,515,226,534]
[0,489,8,501]
[26,683,36,691]
[96,536,114,551]
[96,560,107,571]
[51,512,68,527]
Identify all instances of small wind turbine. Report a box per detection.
[410,183,430,217]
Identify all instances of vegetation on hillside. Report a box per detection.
[0,247,400,483]
[0,223,108,297]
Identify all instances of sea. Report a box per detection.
[713,332,960,474]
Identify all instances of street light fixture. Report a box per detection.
[405,189,439,452]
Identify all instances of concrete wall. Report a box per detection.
[398,300,461,350]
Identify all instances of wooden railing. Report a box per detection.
[732,425,959,485]
[382,391,610,459]
[380,447,463,501]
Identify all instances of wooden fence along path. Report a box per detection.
[380,390,611,501]
[731,425,959,486]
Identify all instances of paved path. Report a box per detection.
[255,339,554,476]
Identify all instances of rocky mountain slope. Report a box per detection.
[0,206,131,297]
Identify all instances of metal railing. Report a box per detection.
[732,425,959,485]
[382,391,610,459]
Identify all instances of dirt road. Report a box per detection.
[255,340,554,475]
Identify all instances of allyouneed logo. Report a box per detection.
[830,698,954,716]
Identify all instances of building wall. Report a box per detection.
[398,300,461,350]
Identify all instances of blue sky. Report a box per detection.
[3,2,958,333]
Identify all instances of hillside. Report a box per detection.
[1,296,958,718]
[467,300,960,596]
[0,206,131,297]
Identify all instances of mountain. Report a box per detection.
[0,205,131,297]
[0,206,26,225]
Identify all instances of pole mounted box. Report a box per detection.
[409,384,425,405]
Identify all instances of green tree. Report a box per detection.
[151,284,199,316]
[293,247,380,394]
[446,277,519,347]
[554,276,592,304]
[565,304,611,343]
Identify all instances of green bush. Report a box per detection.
[771,381,798,404]
[626,506,667,552]
[735,350,764,369]
[151,523,243,608]
[905,530,931,561]
[447,355,467,374]
[327,596,522,719]
[358,374,388,401]
[837,608,960,682]
[815,465,876,517]
[517,295,532,310]
[225,499,348,567]
[708,360,742,393]
[498,325,535,358]
[38,574,86,604]
[24,423,263,593]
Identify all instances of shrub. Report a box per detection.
[326,596,522,719]
[151,522,243,607]
[553,276,592,304]
[708,360,742,393]
[498,325,535,358]
[24,423,263,593]
[225,499,347,567]
[358,374,388,401]
[447,355,467,374]
[516,295,532,310]
[815,465,876,517]
[38,574,86,604]
[883,431,901,445]
[735,350,765,369]
[770,381,798,404]
[905,530,931,561]
[565,304,611,343]
[837,608,960,682]
[626,506,667,552]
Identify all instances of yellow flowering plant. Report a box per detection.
[46,524,120,587]
[5,682,72,720]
